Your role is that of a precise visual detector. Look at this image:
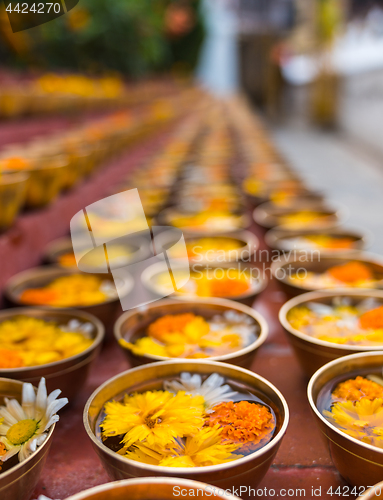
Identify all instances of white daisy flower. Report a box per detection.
[164,372,238,410]
[0,377,68,463]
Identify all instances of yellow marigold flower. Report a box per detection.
[324,398,383,448]
[332,376,383,402]
[124,426,242,467]
[101,390,204,448]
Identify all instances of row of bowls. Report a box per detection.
[0,88,198,232]
[4,349,383,498]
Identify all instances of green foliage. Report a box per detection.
[29,0,172,77]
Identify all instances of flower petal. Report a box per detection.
[22,382,36,419]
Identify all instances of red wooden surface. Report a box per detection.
[0,125,356,500]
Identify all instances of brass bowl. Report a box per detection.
[84,360,289,489]
[271,253,383,297]
[4,266,132,337]
[158,208,251,235]
[265,227,372,254]
[0,307,104,400]
[154,230,259,265]
[65,477,242,500]
[243,179,310,208]
[253,201,347,230]
[0,172,28,232]
[4,160,69,208]
[0,378,56,500]
[115,297,268,368]
[308,351,383,487]
[279,289,383,377]
[43,235,147,271]
[142,261,267,307]
[358,481,383,499]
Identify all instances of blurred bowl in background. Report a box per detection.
[0,172,28,232]
[271,253,383,297]
[253,201,347,230]
[265,227,372,254]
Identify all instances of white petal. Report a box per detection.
[0,407,19,426]
[22,382,36,419]
[47,389,61,406]
[0,424,11,435]
[35,378,48,421]
[39,415,59,433]
[18,443,31,462]
[1,445,20,461]
[35,433,47,446]
[5,398,27,421]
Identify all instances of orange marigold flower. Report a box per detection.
[19,288,60,306]
[0,349,25,369]
[359,305,383,330]
[332,376,383,402]
[148,313,198,342]
[208,278,250,298]
[204,400,275,453]
[0,442,6,471]
[328,262,373,284]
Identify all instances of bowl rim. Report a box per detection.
[265,226,374,252]
[4,265,132,308]
[154,229,260,263]
[307,350,383,456]
[0,171,30,185]
[114,297,269,362]
[271,251,383,291]
[83,359,290,475]
[0,377,56,483]
[0,306,105,374]
[141,261,268,301]
[43,235,147,269]
[253,201,348,230]
[279,288,383,352]
[64,477,242,500]
[158,208,251,234]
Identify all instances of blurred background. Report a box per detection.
[1,0,383,246]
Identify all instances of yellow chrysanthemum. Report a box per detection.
[125,426,242,467]
[324,398,383,447]
[101,390,204,448]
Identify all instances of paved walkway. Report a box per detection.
[271,125,383,254]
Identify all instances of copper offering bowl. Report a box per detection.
[0,307,104,400]
[308,351,383,488]
[142,261,267,307]
[271,253,383,297]
[0,172,28,232]
[0,378,56,500]
[83,360,289,490]
[154,229,259,265]
[265,227,372,254]
[43,235,146,271]
[279,289,383,377]
[4,266,133,338]
[157,207,251,235]
[65,477,242,500]
[115,297,268,369]
[253,201,347,230]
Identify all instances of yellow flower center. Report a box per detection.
[6,419,38,446]
[144,412,162,429]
